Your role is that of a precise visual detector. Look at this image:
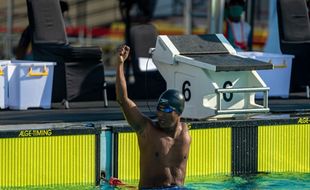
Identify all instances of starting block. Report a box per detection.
[152,34,273,119]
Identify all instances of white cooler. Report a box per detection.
[8,60,56,110]
[237,52,294,98]
[0,60,10,109]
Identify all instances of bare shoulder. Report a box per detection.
[180,122,191,142]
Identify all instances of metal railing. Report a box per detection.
[215,87,270,114]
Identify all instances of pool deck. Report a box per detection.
[0,92,310,130]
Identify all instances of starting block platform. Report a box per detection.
[152,34,273,119]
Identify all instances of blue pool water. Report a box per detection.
[100,173,310,190]
[185,173,310,189]
[8,173,309,189]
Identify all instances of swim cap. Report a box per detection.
[157,89,185,115]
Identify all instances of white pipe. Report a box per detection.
[209,0,216,33]
[6,0,13,58]
[184,0,192,34]
[209,0,225,34]
[217,0,225,33]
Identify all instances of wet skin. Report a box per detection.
[115,45,191,189]
[137,111,191,188]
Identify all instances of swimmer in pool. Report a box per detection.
[116,45,191,189]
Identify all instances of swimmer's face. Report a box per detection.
[157,109,179,131]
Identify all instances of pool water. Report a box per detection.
[100,173,310,190]
[185,173,310,189]
[5,173,309,189]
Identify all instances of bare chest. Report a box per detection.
[140,133,189,165]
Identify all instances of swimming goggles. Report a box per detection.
[157,99,175,113]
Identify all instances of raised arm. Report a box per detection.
[115,45,149,133]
